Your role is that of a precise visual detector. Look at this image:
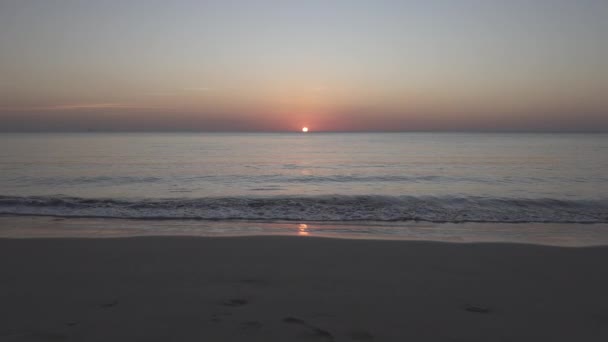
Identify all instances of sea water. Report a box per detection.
[1,133,607,242]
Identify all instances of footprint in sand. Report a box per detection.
[283,317,307,324]
[464,304,491,313]
[282,316,334,341]
[223,298,249,307]
[100,299,118,308]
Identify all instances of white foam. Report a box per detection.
[1,195,607,223]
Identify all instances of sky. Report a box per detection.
[1,0,607,132]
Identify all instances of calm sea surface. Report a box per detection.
[1,133,607,242]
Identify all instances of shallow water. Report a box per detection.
[2,217,607,247]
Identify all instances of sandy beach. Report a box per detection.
[2,0,608,340]
[1,236,607,341]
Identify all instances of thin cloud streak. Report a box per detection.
[0,103,158,111]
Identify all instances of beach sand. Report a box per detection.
[1,236,607,341]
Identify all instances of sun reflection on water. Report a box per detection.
[298,223,309,236]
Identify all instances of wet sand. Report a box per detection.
[1,236,607,341]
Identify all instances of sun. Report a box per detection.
[302,127,309,133]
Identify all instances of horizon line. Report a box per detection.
[1,130,607,134]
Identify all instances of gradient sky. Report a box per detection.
[1,0,607,132]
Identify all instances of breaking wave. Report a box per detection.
[1,195,607,223]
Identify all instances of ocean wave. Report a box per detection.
[5,174,526,187]
[1,195,607,223]
[8,175,164,187]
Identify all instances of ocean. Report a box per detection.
[1,132,607,244]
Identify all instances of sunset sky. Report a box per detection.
[1,0,607,132]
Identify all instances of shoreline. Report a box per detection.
[2,215,608,247]
[1,235,607,341]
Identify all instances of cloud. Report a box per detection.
[0,103,155,111]
[144,92,177,97]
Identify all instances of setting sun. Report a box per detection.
[302,127,309,133]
